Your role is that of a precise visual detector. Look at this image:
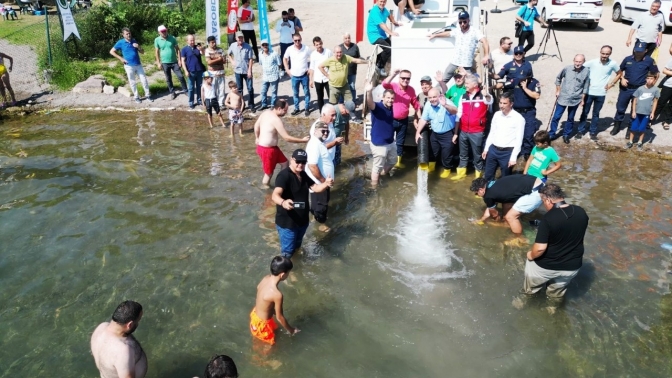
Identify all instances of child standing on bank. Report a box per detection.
[201,72,226,128]
[524,130,562,183]
[225,80,245,136]
[629,72,660,151]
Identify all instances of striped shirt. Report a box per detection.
[258,51,281,82]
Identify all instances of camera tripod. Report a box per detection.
[536,21,563,62]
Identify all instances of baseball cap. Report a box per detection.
[458,11,469,19]
[261,38,270,45]
[292,149,308,162]
[157,25,167,32]
[513,45,525,54]
[420,75,432,83]
[344,101,356,115]
[235,31,244,39]
[633,42,647,53]
[203,72,211,78]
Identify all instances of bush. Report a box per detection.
[65,0,207,60]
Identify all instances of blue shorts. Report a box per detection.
[631,113,649,133]
[276,224,309,257]
[512,190,542,214]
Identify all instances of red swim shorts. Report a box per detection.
[256,145,288,175]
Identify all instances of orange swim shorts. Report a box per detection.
[249,308,278,345]
[256,145,287,175]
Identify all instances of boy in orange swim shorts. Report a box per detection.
[250,256,300,345]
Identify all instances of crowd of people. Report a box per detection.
[87,1,672,376]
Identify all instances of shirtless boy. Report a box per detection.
[250,256,300,345]
[90,300,147,378]
[225,80,245,136]
[254,99,310,189]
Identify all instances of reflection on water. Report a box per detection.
[1,112,672,377]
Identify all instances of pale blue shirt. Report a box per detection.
[585,58,620,96]
[422,101,456,134]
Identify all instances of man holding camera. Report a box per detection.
[272,149,333,259]
[515,183,589,311]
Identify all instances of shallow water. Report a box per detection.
[1,112,671,377]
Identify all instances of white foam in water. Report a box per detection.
[388,168,469,291]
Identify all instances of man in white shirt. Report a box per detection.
[490,36,514,90]
[626,0,665,56]
[429,11,490,83]
[309,36,333,114]
[305,121,338,232]
[284,33,312,116]
[238,0,259,62]
[482,92,525,181]
[275,11,295,71]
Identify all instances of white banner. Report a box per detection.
[206,0,221,45]
[56,0,81,41]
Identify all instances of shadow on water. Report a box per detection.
[565,260,596,300]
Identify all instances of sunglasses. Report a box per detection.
[294,160,306,165]
[458,20,469,24]
[294,39,302,42]
[320,129,329,134]
[400,76,411,80]
[514,52,524,55]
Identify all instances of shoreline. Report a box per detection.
[5,101,672,160]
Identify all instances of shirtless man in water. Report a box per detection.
[249,256,300,345]
[91,301,147,378]
[254,99,310,188]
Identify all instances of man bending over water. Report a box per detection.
[250,256,300,345]
[91,300,147,378]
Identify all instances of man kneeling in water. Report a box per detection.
[250,256,300,345]
[470,174,544,245]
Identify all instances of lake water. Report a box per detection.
[1,112,671,377]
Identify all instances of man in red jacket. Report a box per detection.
[452,74,492,180]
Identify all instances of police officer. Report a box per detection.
[494,46,534,86]
[610,42,658,138]
[507,72,541,160]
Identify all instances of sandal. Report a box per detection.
[664,123,670,130]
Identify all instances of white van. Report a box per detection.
[611,0,672,28]
[536,0,603,29]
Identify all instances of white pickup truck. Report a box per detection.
[612,0,672,28]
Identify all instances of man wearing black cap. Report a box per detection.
[272,149,333,259]
[509,69,541,160]
[609,42,659,138]
[428,11,490,83]
[494,46,534,88]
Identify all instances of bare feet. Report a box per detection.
[260,183,270,189]
[503,236,529,247]
[318,224,331,233]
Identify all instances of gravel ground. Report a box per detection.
[4,0,672,155]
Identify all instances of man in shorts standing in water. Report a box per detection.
[90,300,147,378]
[250,256,300,345]
[254,99,310,188]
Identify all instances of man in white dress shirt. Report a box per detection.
[482,91,525,181]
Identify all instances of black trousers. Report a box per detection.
[656,86,672,123]
[430,129,455,169]
[518,31,534,53]
[314,81,330,113]
[242,30,259,62]
[373,37,392,69]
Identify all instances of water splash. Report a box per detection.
[386,168,469,292]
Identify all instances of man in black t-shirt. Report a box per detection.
[518,183,589,308]
[470,174,544,241]
[272,149,333,259]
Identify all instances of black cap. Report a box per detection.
[458,11,469,19]
[292,149,308,162]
